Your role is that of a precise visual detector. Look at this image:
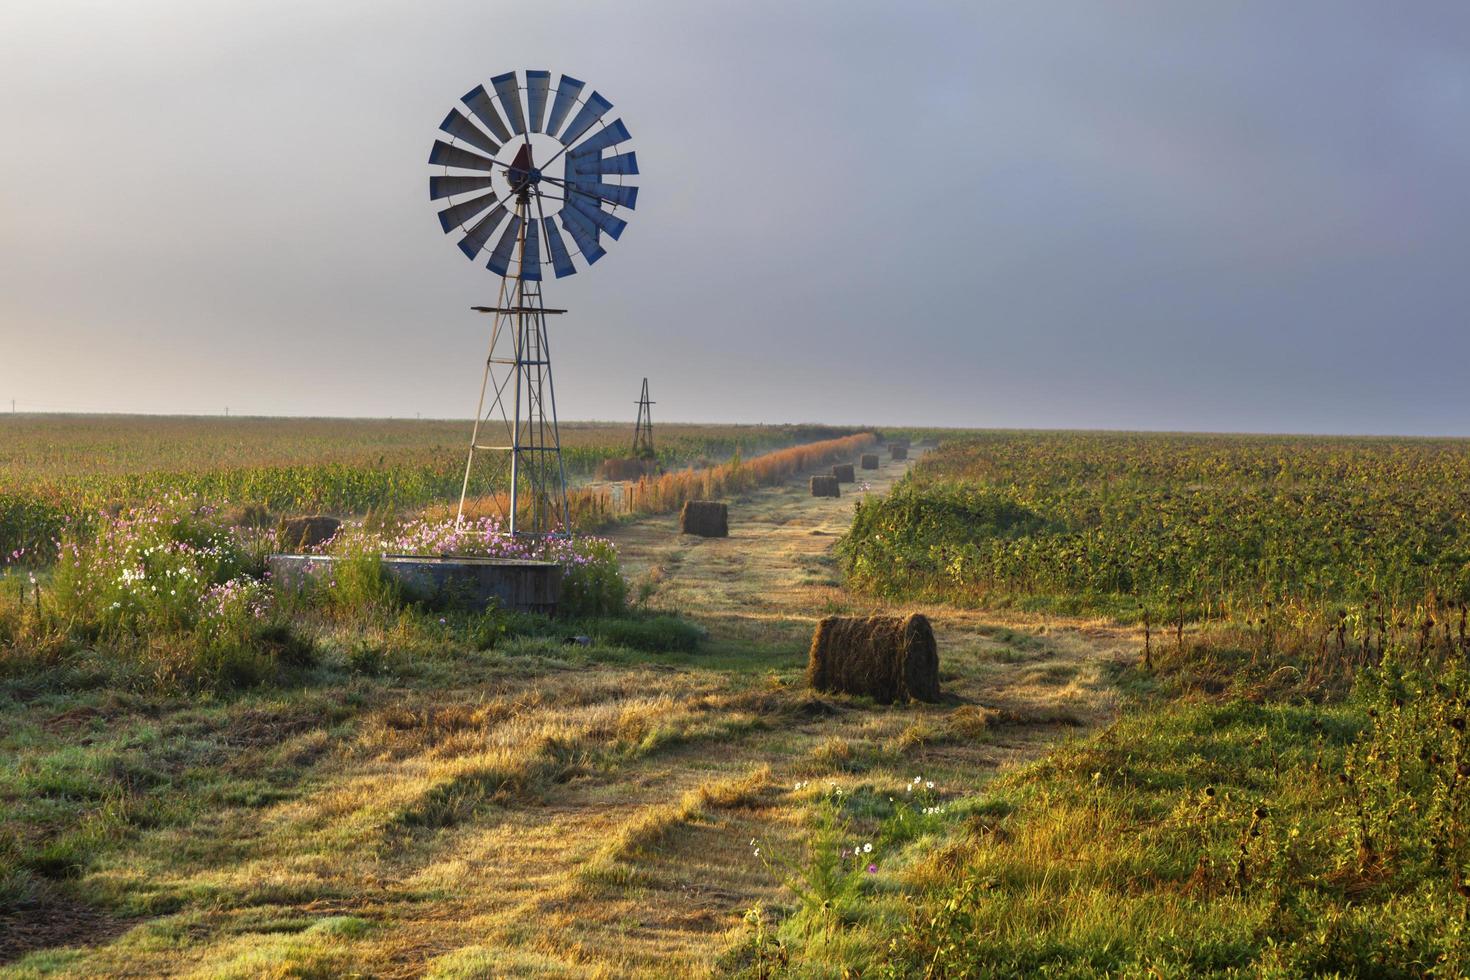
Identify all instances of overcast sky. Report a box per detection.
[1,1,1467,433]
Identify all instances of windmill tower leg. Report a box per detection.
[456,198,570,537]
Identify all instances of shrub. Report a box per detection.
[555,537,627,618]
[46,497,253,636]
[0,500,318,689]
[195,621,317,689]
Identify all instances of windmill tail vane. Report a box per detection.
[427,69,639,535]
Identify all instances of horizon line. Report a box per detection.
[2,410,1467,442]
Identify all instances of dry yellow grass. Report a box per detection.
[10,447,1134,977]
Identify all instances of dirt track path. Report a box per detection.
[367,452,1139,977]
[612,450,1134,720]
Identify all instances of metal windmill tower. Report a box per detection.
[631,378,655,459]
[427,70,639,535]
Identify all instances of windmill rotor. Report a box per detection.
[429,70,639,281]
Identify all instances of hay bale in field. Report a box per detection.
[680,500,729,537]
[889,445,908,461]
[806,614,940,704]
[810,475,840,498]
[888,437,911,451]
[860,453,880,470]
[832,463,856,483]
[599,456,654,481]
[278,515,341,551]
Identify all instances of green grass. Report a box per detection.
[719,575,1470,977]
[748,630,1470,976]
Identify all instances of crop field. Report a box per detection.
[0,415,859,563]
[843,430,1470,617]
[4,426,1469,976]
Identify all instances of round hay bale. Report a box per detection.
[860,453,880,470]
[832,463,856,483]
[810,475,840,498]
[278,515,341,551]
[680,500,729,537]
[889,445,908,461]
[888,437,911,451]
[805,614,940,704]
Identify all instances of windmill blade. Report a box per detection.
[568,195,628,240]
[520,217,542,281]
[568,118,631,157]
[525,70,550,133]
[566,180,637,209]
[491,72,527,135]
[429,139,497,172]
[486,214,523,276]
[559,208,606,264]
[600,151,639,176]
[457,205,509,259]
[437,189,502,232]
[569,150,639,177]
[462,85,512,142]
[438,108,500,156]
[430,174,496,201]
[544,74,585,139]
[541,216,576,278]
[558,91,613,146]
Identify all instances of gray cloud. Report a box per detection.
[0,0,1466,433]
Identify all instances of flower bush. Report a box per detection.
[6,497,314,688]
[47,497,254,635]
[200,576,274,633]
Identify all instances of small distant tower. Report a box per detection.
[632,378,655,459]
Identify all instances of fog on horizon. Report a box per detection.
[1,1,1467,436]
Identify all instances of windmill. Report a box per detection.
[428,70,639,535]
[632,377,655,460]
